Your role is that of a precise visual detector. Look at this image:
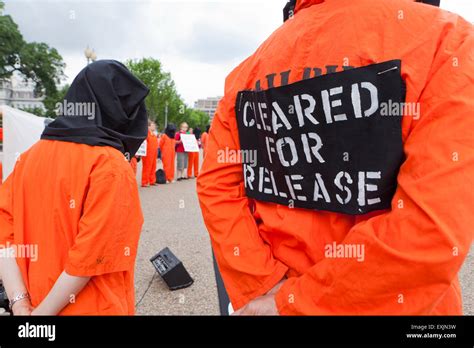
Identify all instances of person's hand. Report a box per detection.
[232,293,279,316]
[12,300,33,316]
[232,278,286,316]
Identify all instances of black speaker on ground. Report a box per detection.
[150,248,194,291]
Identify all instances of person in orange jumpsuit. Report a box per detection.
[0,60,149,315]
[130,156,139,176]
[0,127,2,184]
[201,125,210,158]
[198,0,474,315]
[159,123,177,183]
[187,128,201,179]
[141,121,159,187]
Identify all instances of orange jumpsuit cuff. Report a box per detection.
[232,261,289,310]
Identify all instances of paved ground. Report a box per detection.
[459,246,473,315]
[133,160,220,315]
[133,159,473,315]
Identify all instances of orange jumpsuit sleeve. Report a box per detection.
[276,20,474,315]
[65,155,143,277]
[197,93,289,310]
[0,174,14,245]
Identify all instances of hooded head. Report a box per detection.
[165,123,177,139]
[41,60,150,157]
[194,127,202,140]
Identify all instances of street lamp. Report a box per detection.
[84,46,97,65]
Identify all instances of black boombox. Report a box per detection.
[150,248,194,291]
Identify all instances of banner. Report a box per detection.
[2,106,50,182]
[181,134,199,153]
[136,140,147,156]
[236,60,406,215]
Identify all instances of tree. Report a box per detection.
[182,108,210,130]
[0,0,65,110]
[42,84,69,118]
[126,58,182,127]
[125,58,208,131]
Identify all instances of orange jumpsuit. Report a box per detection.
[0,140,143,315]
[187,151,200,178]
[198,0,474,315]
[141,130,159,186]
[159,134,176,182]
[130,157,138,175]
[0,127,2,183]
[201,132,209,158]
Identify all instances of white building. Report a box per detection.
[0,76,45,111]
[194,96,222,123]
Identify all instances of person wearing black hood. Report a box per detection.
[159,123,177,183]
[0,60,149,315]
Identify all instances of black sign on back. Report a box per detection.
[236,60,406,215]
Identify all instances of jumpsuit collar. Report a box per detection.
[295,0,326,14]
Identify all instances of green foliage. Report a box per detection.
[0,0,65,101]
[126,58,179,127]
[183,108,210,130]
[125,58,209,131]
[42,84,69,118]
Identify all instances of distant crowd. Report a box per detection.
[134,120,210,187]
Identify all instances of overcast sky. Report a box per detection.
[3,0,473,106]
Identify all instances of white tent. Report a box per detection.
[1,105,50,182]
[0,105,144,183]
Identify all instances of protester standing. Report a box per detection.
[159,123,177,184]
[197,0,474,315]
[187,128,201,179]
[0,60,149,315]
[201,125,210,159]
[175,122,189,181]
[141,121,159,187]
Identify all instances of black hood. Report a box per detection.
[283,0,297,22]
[41,60,150,157]
[165,123,177,139]
[418,0,440,6]
[194,127,202,140]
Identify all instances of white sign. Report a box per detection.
[136,140,147,156]
[181,134,199,153]
[2,106,49,181]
